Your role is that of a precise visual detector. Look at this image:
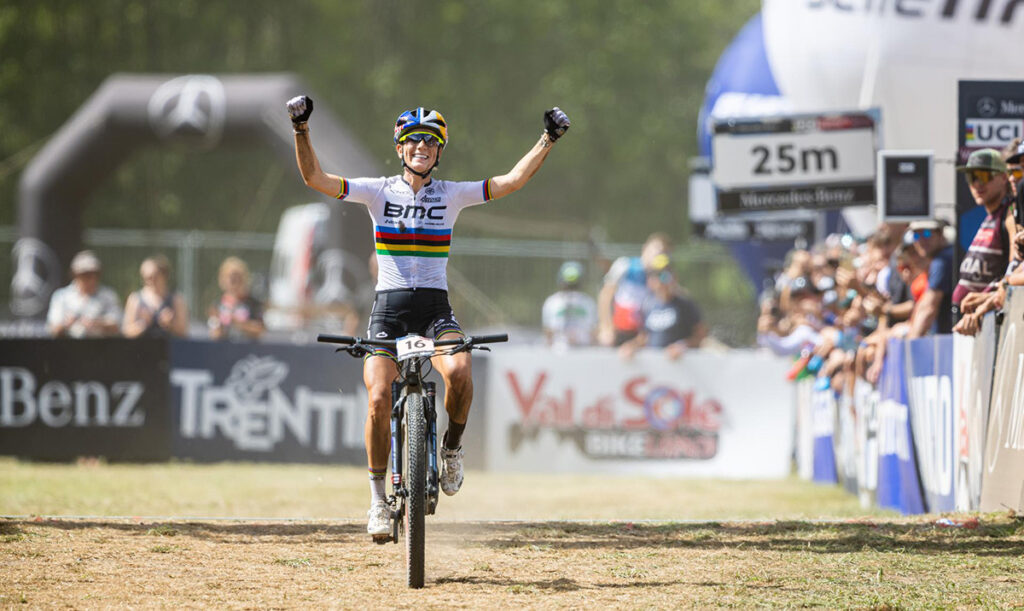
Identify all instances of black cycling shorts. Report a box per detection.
[366,288,464,359]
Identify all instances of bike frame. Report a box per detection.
[317,332,507,587]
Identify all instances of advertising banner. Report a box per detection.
[795,378,814,480]
[710,110,879,214]
[875,338,925,514]
[811,382,838,484]
[853,378,879,509]
[836,390,858,495]
[484,347,793,477]
[905,335,955,513]
[954,314,997,511]
[981,289,1024,512]
[0,338,171,461]
[169,339,368,464]
[957,81,1024,292]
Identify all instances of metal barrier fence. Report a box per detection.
[0,227,757,344]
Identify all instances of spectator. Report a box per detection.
[542,261,597,350]
[46,250,121,338]
[906,220,954,337]
[597,232,671,346]
[122,254,189,338]
[951,148,1015,308]
[620,254,706,361]
[208,256,265,341]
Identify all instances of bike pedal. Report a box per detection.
[372,534,391,545]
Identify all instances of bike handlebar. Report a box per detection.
[316,333,508,348]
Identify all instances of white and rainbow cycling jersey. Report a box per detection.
[336,175,493,291]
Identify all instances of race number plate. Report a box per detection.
[396,335,434,361]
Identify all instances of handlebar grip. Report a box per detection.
[472,333,509,344]
[317,334,358,345]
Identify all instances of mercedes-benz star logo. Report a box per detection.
[148,75,226,147]
[977,97,998,118]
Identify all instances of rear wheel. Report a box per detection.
[404,391,426,588]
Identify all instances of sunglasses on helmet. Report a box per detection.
[399,132,442,147]
[913,229,934,239]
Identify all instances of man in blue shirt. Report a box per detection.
[908,219,954,336]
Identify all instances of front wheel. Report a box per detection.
[404,391,427,588]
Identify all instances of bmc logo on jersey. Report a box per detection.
[384,201,447,220]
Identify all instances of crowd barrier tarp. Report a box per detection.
[905,335,955,513]
[954,313,997,511]
[795,378,814,480]
[981,289,1024,512]
[853,378,879,509]
[483,347,794,477]
[0,338,172,461]
[875,338,926,514]
[168,339,368,464]
[811,382,838,484]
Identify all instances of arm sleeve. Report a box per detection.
[928,256,950,292]
[757,325,822,356]
[447,180,492,212]
[336,177,387,205]
[46,290,63,328]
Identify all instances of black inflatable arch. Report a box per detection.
[13,73,378,317]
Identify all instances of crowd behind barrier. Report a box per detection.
[0,337,794,478]
[795,287,1024,515]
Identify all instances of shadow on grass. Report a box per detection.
[5,517,1024,556]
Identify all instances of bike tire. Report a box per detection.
[404,390,427,588]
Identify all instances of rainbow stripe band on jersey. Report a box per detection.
[483,178,493,202]
[336,178,349,200]
[375,225,451,258]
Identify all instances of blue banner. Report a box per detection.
[875,338,926,514]
[811,383,838,484]
[906,335,955,513]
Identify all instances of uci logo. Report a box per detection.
[383,201,446,220]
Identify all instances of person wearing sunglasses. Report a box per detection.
[286,96,570,537]
[951,148,1015,310]
[905,220,954,337]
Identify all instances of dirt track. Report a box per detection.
[4,517,1024,608]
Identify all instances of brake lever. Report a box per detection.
[449,339,475,355]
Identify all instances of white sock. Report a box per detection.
[369,470,387,504]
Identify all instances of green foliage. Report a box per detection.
[0,0,759,240]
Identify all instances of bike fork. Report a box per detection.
[425,381,439,513]
[390,380,404,489]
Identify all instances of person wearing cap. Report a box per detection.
[906,219,955,336]
[952,148,1016,308]
[46,250,122,338]
[542,261,597,350]
[619,254,706,361]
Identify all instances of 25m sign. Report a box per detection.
[711,111,879,214]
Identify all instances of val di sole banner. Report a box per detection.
[484,347,794,478]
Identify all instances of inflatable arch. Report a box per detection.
[13,73,379,317]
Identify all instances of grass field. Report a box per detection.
[3,459,1024,608]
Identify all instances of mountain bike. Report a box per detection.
[317,331,507,588]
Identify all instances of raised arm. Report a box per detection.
[287,96,345,198]
[486,108,570,201]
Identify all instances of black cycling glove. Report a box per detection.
[287,95,313,125]
[544,107,570,141]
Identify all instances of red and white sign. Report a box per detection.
[484,348,793,478]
